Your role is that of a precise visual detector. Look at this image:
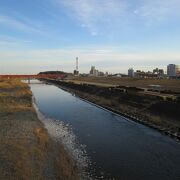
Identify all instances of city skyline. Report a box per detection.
[0,0,180,74]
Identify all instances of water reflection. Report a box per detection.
[30,80,180,180]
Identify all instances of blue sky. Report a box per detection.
[0,0,180,74]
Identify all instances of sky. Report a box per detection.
[0,0,180,74]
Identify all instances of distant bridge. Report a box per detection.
[0,74,65,82]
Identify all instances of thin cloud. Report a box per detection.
[134,0,180,23]
[0,35,32,45]
[0,15,40,33]
[52,0,180,35]
[54,0,127,36]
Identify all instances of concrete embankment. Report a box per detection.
[45,79,180,141]
[0,79,80,180]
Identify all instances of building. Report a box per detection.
[167,64,180,77]
[152,68,164,78]
[105,72,109,77]
[128,68,134,77]
[73,70,79,76]
[89,66,99,76]
[98,71,104,76]
[175,65,180,76]
[167,64,176,77]
[153,68,164,75]
[134,70,158,78]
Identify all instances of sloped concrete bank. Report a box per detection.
[44,79,180,141]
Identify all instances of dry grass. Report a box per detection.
[72,76,180,92]
[0,79,32,113]
[33,128,49,149]
[55,145,80,180]
[0,79,47,179]
[0,79,80,180]
[0,79,27,89]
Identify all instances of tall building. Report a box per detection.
[128,68,134,77]
[167,64,177,77]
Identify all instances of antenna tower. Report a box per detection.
[76,57,78,71]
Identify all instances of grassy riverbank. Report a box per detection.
[0,79,79,179]
[46,79,180,140]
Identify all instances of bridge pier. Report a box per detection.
[28,78,30,84]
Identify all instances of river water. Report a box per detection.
[30,81,180,180]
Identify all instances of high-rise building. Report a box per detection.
[167,64,176,77]
[128,68,134,77]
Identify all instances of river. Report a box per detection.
[30,80,180,180]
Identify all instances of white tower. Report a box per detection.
[76,57,78,71]
[74,57,79,76]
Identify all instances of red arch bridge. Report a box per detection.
[0,74,65,83]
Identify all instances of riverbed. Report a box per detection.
[30,80,180,180]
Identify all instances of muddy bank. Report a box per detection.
[45,79,180,140]
[0,79,80,180]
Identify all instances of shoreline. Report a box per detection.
[44,79,180,141]
[32,96,90,180]
[0,79,80,179]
